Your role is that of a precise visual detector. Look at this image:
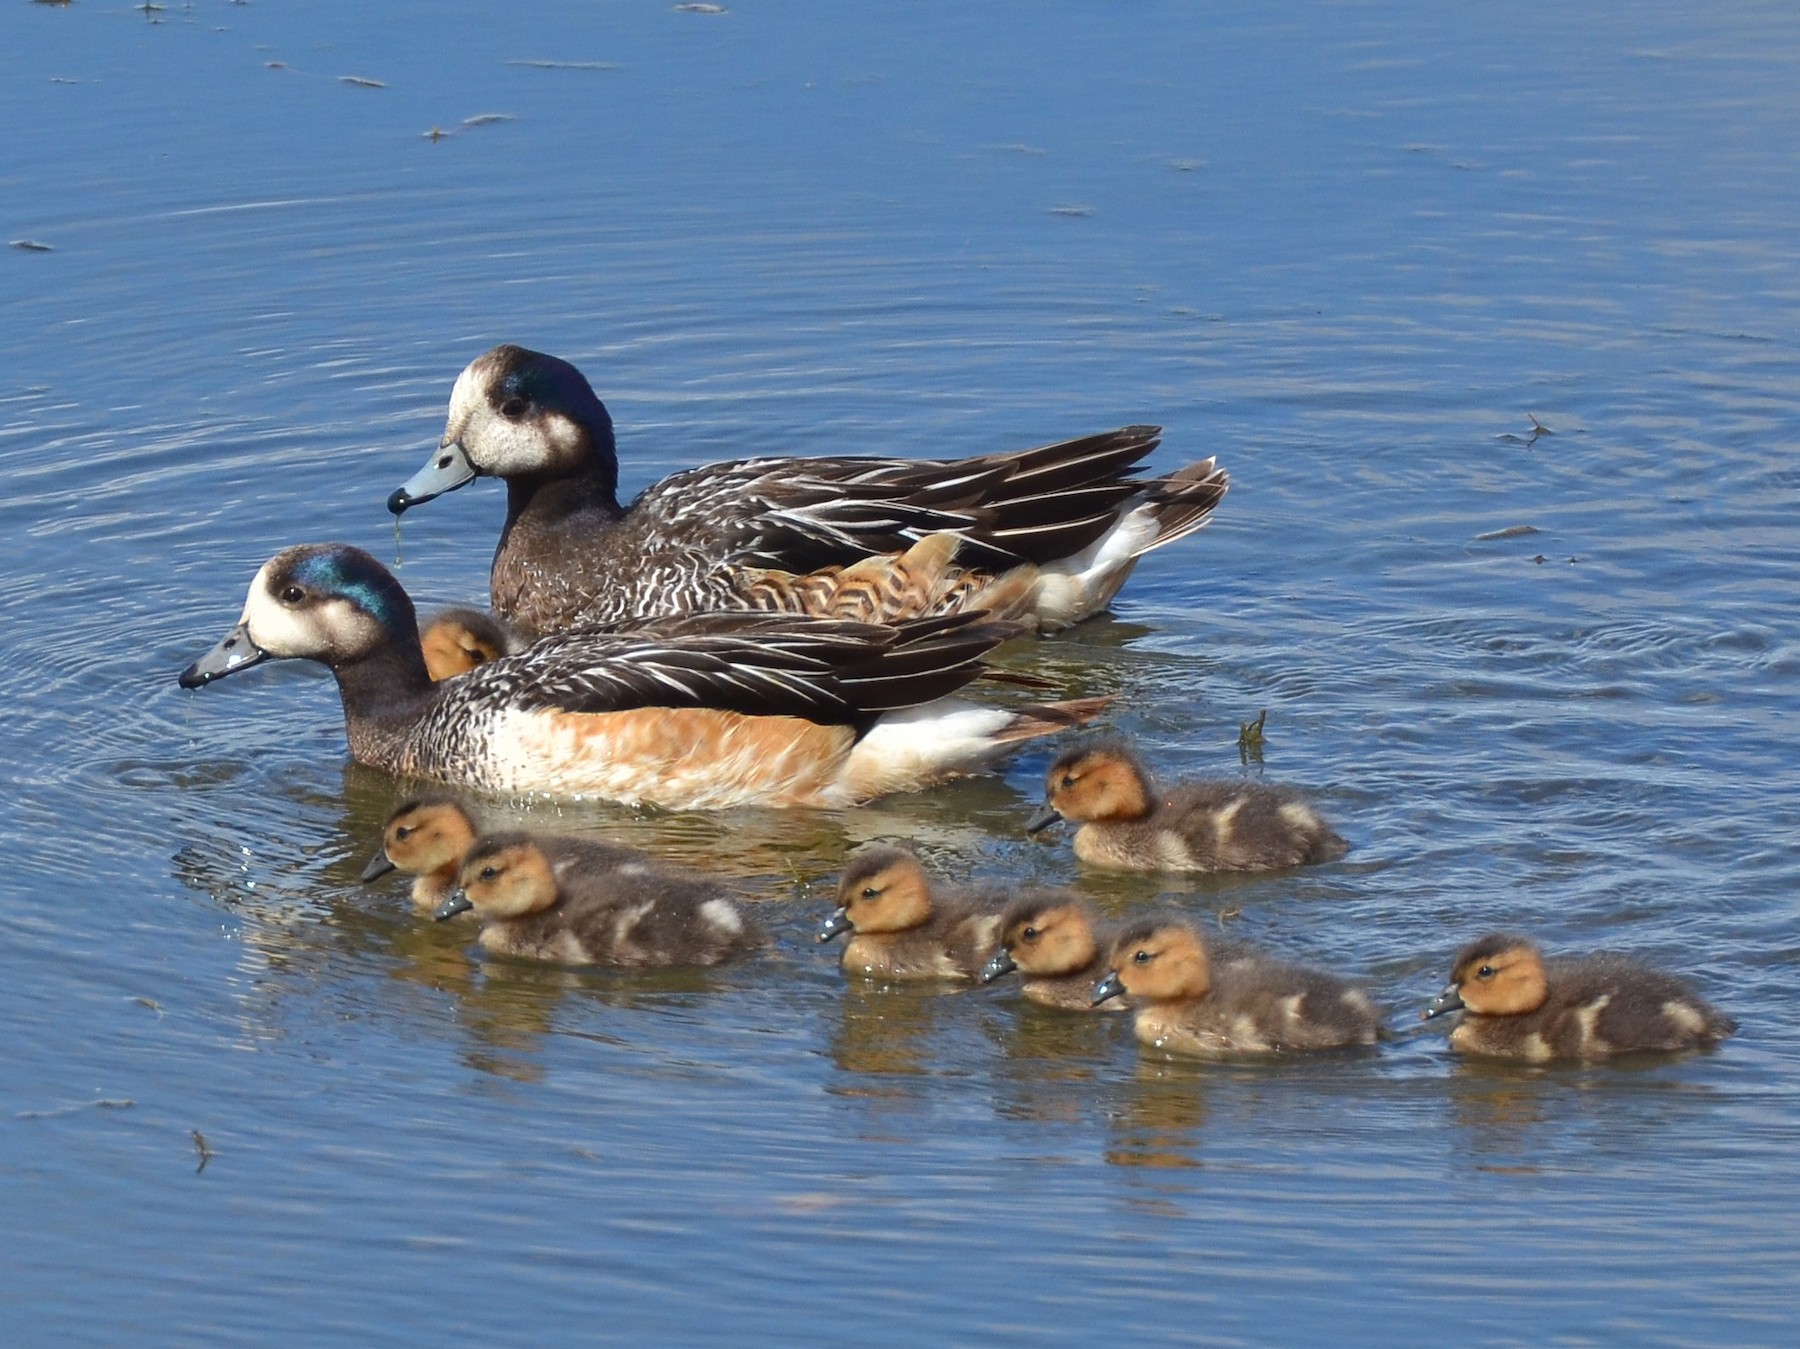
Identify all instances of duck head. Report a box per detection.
[437,833,559,922]
[389,344,617,513]
[1423,934,1549,1021]
[1093,919,1211,1006]
[980,897,1099,983]
[363,796,478,883]
[1027,739,1155,833]
[179,543,419,687]
[818,844,934,943]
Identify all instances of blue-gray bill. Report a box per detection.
[978,949,1017,984]
[817,908,852,943]
[1092,971,1125,1006]
[360,850,397,883]
[432,891,474,922]
[178,621,269,688]
[1024,802,1062,834]
[388,440,478,515]
[1420,985,1465,1021]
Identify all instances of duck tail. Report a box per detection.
[842,694,1111,802]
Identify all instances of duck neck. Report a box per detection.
[329,640,437,768]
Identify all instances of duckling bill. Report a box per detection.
[1422,934,1735,1061]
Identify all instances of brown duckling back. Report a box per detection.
[1028,739,1348,873]
[818,844,1008,981]
[444,832,763,967]
[1095,919,1382,1055]
[1423,933,1736,1061]
[978,894,1122,1012]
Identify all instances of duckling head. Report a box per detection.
[980,897,1099,983]
[1026,739,1155,833]
[1423,933,1550,1020]
[436,833,559,922]
[1093,919,1211,1006]
[179,544,418,686]
[390,345,617,514]
[818,844,934,942]
[363,796,478,882]
[420,607,513,681]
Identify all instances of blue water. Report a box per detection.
[4,1,1798,1343]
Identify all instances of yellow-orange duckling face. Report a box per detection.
[998,901,1099,977]
[819,845,934,942]
[1033,743,1154,830]
[378,798,478,877]
[1429,936,1550,1019]
[420,610,510,682]
[447,836,560,922]
[1095,922,1212,1005]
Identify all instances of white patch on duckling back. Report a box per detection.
[1521,1032,1554,1062]
[700,899,743,936]
[611,900,656,951]
[1573,993,1612,1053]
[1278,802,1321,834]
[1663,1000,1707,1036]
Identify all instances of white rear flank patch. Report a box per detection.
[1031,507,1161,628]
[611,900,656,949]
[1277,802,1320,833]
[700,899,743,936]
[846,699,1021,799]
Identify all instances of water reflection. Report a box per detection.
[1103,1060,1211,1172]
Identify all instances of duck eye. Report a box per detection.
[1133,950,1151,965]
[499,397,528,420]
[1476,965,1496,979]
[1060,775,1077,789]
[280,585,305,605]
[394,825,413,841]
[860,886,879,900]
[1021,926,1039,941]
[479,866,498,881]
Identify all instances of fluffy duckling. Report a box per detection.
[178,543,1108,809]
[1026,740,1348,873]
[436,832,763,967]
[387,344,1229,636]
[360,796,482,915]
[978,896,1123,1012]
[1422,933,1736,1061]
[817,845,1008,981]
[1092,919,1383,1055]
[419,606,521,681]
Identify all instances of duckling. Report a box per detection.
[1026,739,1348,873]
[1422,933,1736,1061]
[178,544,1108,809]
[387,344,1229,636]
[978,896,1124,1012]
[817,845,1008,981]
[360,796,482,915]
[1092,919,1383,1055]
[435,832,763,966]
[419,606,521,681]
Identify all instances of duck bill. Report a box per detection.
[359,849,397,883]
[178,621,270,689]
[816,908,853,943]
[1092,971,1126,1006]
[1024,802,1063,835]
[388,440,478,515]
[1421,984,1466,1021]
[978,949,1017,984]
[432,891,474,922]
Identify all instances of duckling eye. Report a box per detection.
[280,585,305,605]
[860,886,879,900]
[1476,965,1496,979]
[479,865,498,881]
[1021,926,1039,941]
[1060,775,1077,789]
[499,396,528,420]
[394,825,413,841]
[1133,949,1151,965]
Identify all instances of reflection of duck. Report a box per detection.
[179,543,1105,808]
[419,607,521,681]
[360,796,482,914]
[437,833,764,967]
[1027,739,1347,873]
[1423,933,1735,1061]
[1093,919,1382,1056]
[387,344,1229,635]
[979,896,1123,1012]
[817,844,1007,981]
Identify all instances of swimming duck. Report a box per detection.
[360,796,482,914]
[435,832,763,966]
[1091,919,1383,1055]
[1421,933,1736,1061]
[817,844,1008,981]
[977,895,1123,1012]
[387,344,1229,636]
[419,606,521,681]
[1026,739,1348,872]
[178,544,1107,809]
